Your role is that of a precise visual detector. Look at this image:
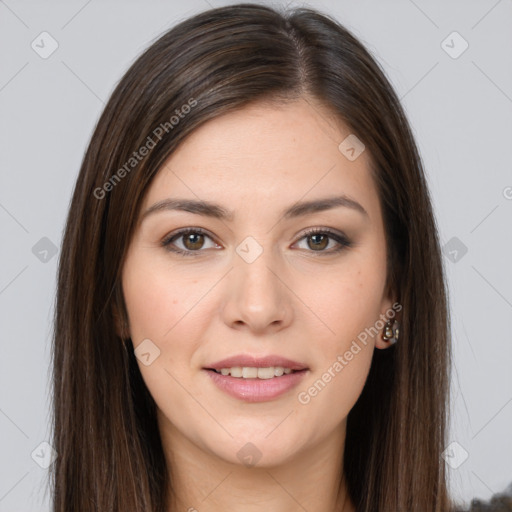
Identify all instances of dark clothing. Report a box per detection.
[453,483,512,511]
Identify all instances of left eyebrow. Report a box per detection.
[282,195,368,219]
[140,194,368,223]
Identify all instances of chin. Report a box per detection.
[203,432,305,470]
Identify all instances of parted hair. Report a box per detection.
[51,3,454,511]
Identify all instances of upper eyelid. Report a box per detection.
[163,227,216,244]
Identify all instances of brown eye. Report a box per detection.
[162,228,220,256]
[182,232,205,250]
[294,228,352,254]
[307,233,329,251]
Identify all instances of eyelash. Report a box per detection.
[161,227,352,257]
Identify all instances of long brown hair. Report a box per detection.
[51,3,454,510]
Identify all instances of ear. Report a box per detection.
[375,293,402,350]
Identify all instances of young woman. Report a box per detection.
[51,3,460,511]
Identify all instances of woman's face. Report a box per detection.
[121,98,395,468]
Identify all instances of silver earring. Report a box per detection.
[382,320,399,344]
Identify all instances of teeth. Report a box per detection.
[214,366,296,378]
[242,367,258,378]
[256,367,274,379]
[230,367,243,378]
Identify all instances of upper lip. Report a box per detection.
[205,354,308,371]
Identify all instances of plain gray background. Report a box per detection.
[1,0,511,510]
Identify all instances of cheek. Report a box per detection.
[121,255,211,422]
[302,251,387,347]
[294,271,381,428]
[122,253,208,343]
[293,247,386,412]
[121,253,220,401]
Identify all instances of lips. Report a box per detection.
[205,354,308,371]
[203,354,309,402]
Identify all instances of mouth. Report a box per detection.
[205,366,305,379]
[203,355,309,402]
[205,354,308,373]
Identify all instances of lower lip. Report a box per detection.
[204,369,308,403]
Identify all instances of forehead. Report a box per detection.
[142,98,380,223]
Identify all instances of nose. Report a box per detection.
[221,246,294,335]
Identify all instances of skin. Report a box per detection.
[121,97,397,511]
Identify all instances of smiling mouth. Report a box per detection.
[204,365,309,402]
[206,366,306,379]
